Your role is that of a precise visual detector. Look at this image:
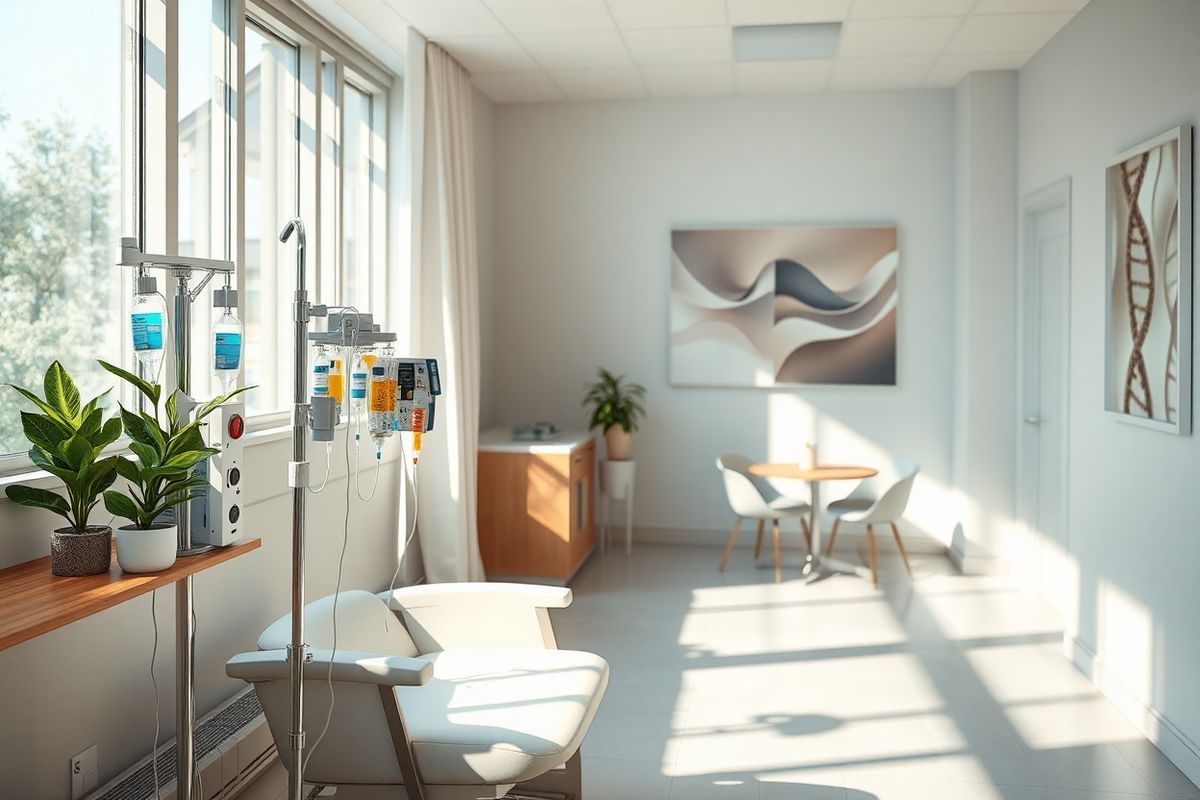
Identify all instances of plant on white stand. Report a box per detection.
[582,368,646,461]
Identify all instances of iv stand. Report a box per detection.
[280,217,314,800]
[116,237,235,800]
[278,218,397,800]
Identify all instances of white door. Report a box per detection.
[1018,181,1071,606]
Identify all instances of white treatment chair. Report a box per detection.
[716,454,812,583]
[226,584,609,800]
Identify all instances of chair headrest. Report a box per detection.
[258,589,420,657]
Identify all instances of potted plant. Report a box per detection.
[583,368,646,461]
[98,361,250,573]
[5,362,123,576]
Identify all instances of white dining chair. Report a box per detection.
[715,454,812,583]
[824,458,919,587]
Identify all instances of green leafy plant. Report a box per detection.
[98,361,252,530]
[583,368,647,434]
[4,362,123,532]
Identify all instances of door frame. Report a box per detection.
[1015,176,1073,553]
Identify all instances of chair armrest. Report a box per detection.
[378,582,572,610]
[226,649,432,687]
[377,583,571,652]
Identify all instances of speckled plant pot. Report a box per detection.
[50,526,113,577]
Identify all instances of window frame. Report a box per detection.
[242,0,393,431]
[0,0,398,474]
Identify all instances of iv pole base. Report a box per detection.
[178,544,216,557]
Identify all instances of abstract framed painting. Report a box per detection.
[1105,126,1193,435]
[669,225,898,387]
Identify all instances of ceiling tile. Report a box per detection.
[734,60,832,93]
[922,51,1030,86]
[550,67,648,100]
[838,17,961,57]
[471,71,564,102]
[481,0,614,33]
[829,55,933,90]
[518,30,633,69]
[436,35,538,73]
[606,0,727,29]
[727,0,852,27]
[948,12,1074,53]
[623,27,732,66]
[641,63,735,96]
[973,0,1089,12]
[851,0,976,18]
[382,0,505,36]
[337,0,410,54]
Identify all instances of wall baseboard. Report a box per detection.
[1065,633,1200,789]
[630,525,947,555]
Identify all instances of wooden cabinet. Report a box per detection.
[477,430,596,583]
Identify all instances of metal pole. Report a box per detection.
[174,271,193,554]
[282,219,309,800]
[173,270,195,800]
[175,577,195,800]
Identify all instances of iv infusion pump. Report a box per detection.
[396,357,441,433]
[190,400,247,547]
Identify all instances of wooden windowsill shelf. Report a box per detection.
[0,538,261,651]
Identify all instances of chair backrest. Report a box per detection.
[715,454,773,517]
[249,591,423,787]
[859,458,919,523]
[258,589,420,657]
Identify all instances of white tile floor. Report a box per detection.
[244,544,1200,800]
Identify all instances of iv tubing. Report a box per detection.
[301,309,360,777]
[383,440,419,634]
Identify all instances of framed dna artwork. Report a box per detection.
[1105,126,1193,435]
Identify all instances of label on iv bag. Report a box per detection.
[312,364,329,396]
[214,333,241,370]
[350,371,368,400]
[131,312,164,351]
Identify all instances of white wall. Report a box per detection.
[952,72,1018,566]
[0,428,410,797]
[487,91,960,546]
[1017,0,1200,780]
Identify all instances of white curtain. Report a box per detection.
[411,40,485,583]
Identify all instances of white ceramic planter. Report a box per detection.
[116,523,178,573]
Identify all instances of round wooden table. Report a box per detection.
[749,463,878,581]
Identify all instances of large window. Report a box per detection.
[0,0,128,456]
[0,0,396,467]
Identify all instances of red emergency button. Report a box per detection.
[228,414,245,440]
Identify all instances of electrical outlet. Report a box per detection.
[70,744,97,800]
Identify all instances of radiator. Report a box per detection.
[85,687,277,800]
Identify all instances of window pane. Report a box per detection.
[320,61,339,305]
[0,0,125,455]
[243,24,299,416]
[178,0,232,400]
[343,83,372,312]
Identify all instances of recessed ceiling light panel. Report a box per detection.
[732,22,842,62]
